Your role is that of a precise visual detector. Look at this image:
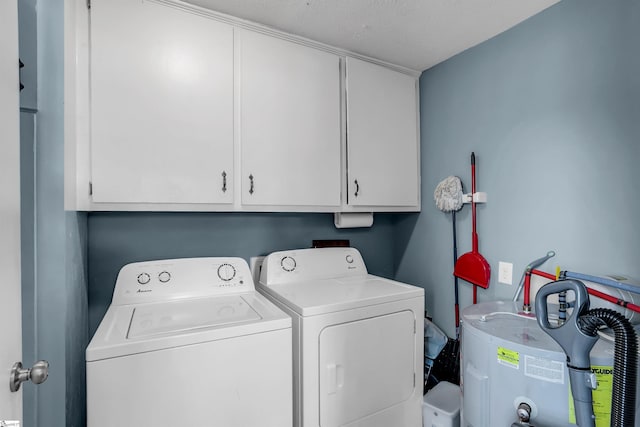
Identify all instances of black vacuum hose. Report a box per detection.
[579,308,638,427]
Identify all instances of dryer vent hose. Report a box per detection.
[579,308,638,427]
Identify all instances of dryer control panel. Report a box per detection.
[260,247,367,286]
[112,257,254,305]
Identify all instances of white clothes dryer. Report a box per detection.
[86,257,292,427]
[257,247,424,427]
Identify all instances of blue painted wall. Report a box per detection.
[65,212,88,427]
[88,212,398,335]
[395,0,640,337]
[33,0,67,421]
[19,111,37,427]
[20,0,89,426]
[19,3,39,427]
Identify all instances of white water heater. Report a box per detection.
[460,300,640,427]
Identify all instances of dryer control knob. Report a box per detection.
[137,273,151,285]
[217,263,236,281]
[281,256,296,272]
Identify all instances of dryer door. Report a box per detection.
[319,310,416,426]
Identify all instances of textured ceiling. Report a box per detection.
[183,0,560,71]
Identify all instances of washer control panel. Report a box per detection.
[112,257,254,305]
[260,247,367,286]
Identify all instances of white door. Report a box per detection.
[90,0,234,204]
[239,30,341,207]
[346,57,420,207]
[1,0,24,423]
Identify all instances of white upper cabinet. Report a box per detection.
[90,0,234,204]
[238,30,341,208]
[345,57,420,208]
[66,0,420,213]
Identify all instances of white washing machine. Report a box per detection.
[86,257,292,427]
[257,247,424,427]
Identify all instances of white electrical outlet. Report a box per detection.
[250,256,265,284]
[498,261,513,285]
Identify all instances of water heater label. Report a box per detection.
[524,355,565,384]
[497,346,519,369]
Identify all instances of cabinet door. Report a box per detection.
[346,57,419,208]
[90,0,233,204]
[239,30,341,207]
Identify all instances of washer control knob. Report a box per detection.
[346,254,354,264]
[137,273,151,285]
[217,263,236,281]
[281,256,296,272]
[158,271,171,283]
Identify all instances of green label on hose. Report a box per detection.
[497,346,519,369]
[568,365,613,426]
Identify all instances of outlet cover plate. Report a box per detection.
[498,261,513,285]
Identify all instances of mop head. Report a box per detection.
[434,176,463,212]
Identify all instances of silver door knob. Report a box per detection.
[9,360,49,392]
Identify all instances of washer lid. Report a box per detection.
[258,275,423,316]
[127,295,260,339]
[86,292,291,362]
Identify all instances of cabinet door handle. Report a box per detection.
[249,174,254,195]
[354,179,359,197]
[221,171,227,193]
[19,59,25,91]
